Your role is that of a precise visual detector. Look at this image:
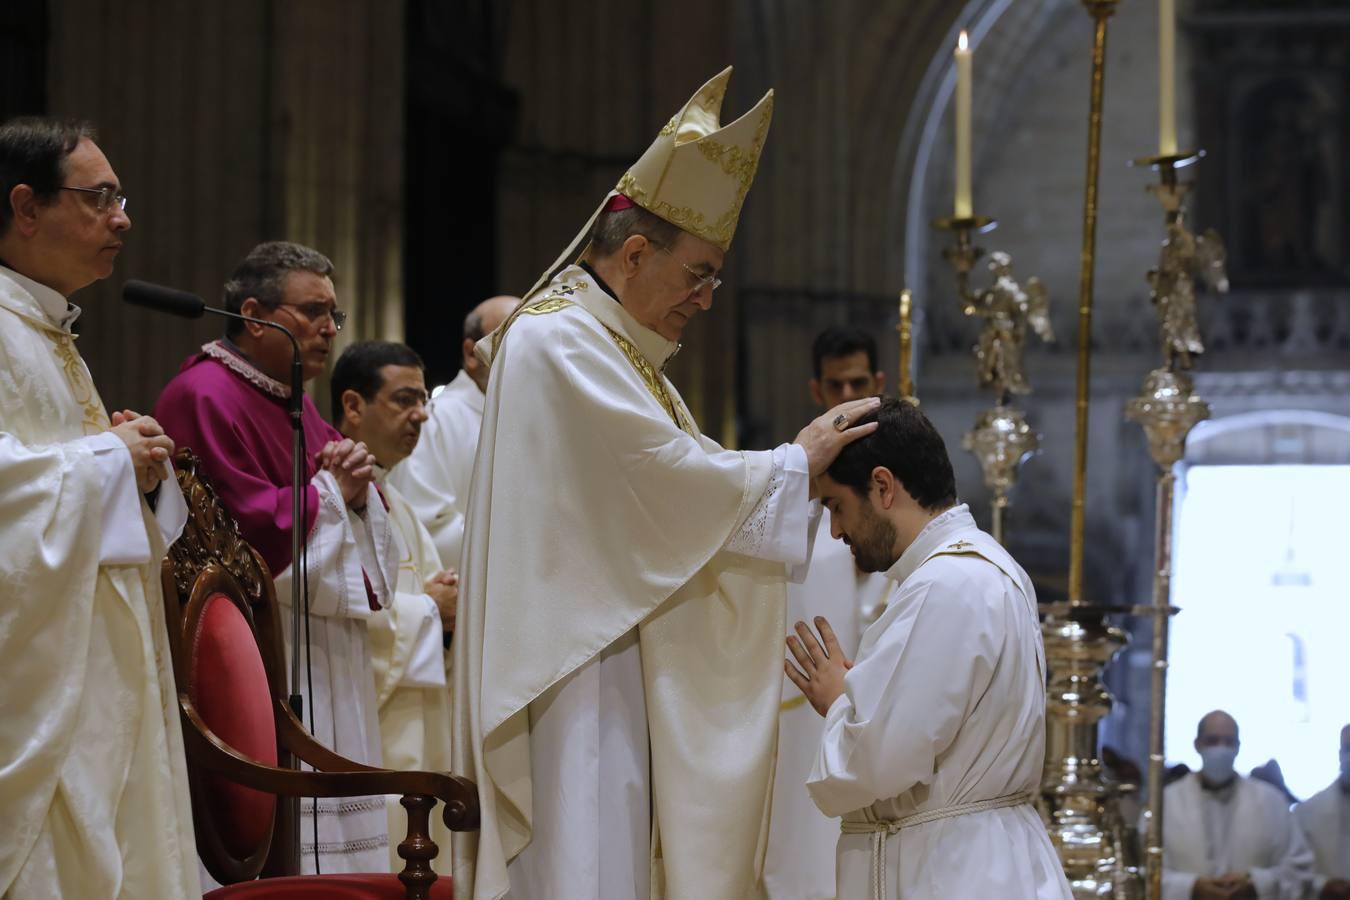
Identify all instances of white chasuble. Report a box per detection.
[0,267,200,899]
[1294,782,1350,894]
[368,475,455,875]
[453,265,817,900]
[1157,774,1313,900]
[808,505,1072,900]
[386,369,483,571]
[766,509,892,900]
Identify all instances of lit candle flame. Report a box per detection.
[958,29,968,51]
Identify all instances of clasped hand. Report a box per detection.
[785,616,853,717]
[110,410,173,494]
[318,438,377,508]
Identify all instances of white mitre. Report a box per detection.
[512,67,774,312]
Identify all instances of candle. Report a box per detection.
[955,30,973,218]
[1159,0,1177,155]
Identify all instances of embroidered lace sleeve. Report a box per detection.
[723,443,820,575]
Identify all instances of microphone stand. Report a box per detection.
[193,306,308,872]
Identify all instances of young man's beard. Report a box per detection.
[847,504,898,573]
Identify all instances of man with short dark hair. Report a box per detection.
[1295,725,1350,899]
[387,294,519,568]
[155,241,399,874]
[809,326,886,409]
[0,116,200,898]
[1157,711,1313,899]
[786,397,1072,899]
[332,339,457,875]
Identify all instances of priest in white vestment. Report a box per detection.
[786,398,1072,900]
[1294,726,1350,899]
[333,340,460,875]
[0,118,200,899]
[452,67,885,900]
[1152,710,1313,900]
[766,327,893,900]
[387,294,519,569]
[156,241,398,875]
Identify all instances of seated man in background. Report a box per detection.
[1155,710,1313,900]
[332,339,457,875]
[1294,725,1350,900]
[787,397,1072,900]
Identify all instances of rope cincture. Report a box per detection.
[839,791,1035,900]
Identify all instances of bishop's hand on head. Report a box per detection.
[793,396,881,483]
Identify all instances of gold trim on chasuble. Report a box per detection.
[504,286,696,437]
[44,331,109,435]
[600,325,696,437]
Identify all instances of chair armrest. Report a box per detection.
[181,701,480,831]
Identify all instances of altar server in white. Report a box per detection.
[333,340,459,875]
[786,397,1072,900]
[0,117,200,899]
[452,67,882,900]
[1154,710,1313,900]
[387,293,518,569]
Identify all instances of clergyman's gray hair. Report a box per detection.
[222,240,334,337]
[586,204,682,258]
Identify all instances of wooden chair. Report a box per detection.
[161,449,479,900]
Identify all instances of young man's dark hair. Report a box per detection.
[0,117,96,236]
[222,240,335,338]
[811,326,878,378]
[330,339,425,422]
[826,396,957,511]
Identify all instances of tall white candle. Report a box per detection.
[1159,0,1177,155]
[955,30,973,218]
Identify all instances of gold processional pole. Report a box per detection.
[898,289,916,402]
[1039,2,1141,897]
[1124,147,1227,899]
[934,220,1052,546]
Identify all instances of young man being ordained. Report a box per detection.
[452,68,880,900]
[786,398,1073,900]
[0,117,200,898]
[155,241,398,874]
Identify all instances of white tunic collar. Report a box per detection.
[0,264,82,332]
[441,368,484,414]
[885,503,975,587]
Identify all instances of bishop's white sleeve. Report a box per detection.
[723,443,822,579]
[807,566,1000,817]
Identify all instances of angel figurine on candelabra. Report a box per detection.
[1147,210,1229,370]
[967,251,1055,403]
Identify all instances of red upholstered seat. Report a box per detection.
[204,874,453,899]
[190,591,279,859]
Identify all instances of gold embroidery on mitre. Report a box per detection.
[602,325,696,437]
[614,69,774,252]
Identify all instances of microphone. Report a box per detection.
[122,279,207,319]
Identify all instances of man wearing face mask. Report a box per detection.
[1155,710,1313,899]
[1293,725,1350,899]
